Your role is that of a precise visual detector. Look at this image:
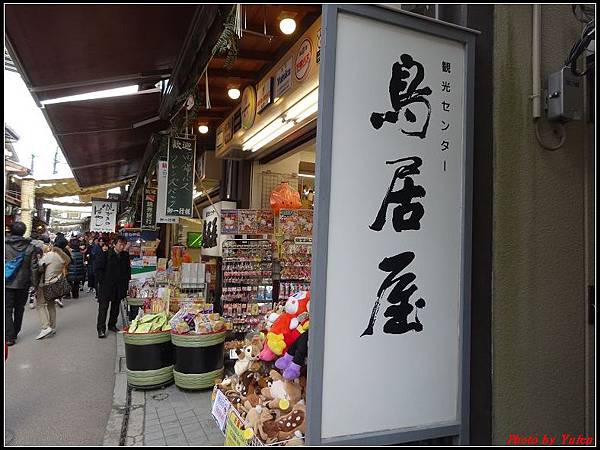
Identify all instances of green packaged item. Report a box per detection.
[136,323,153,333]
[140,314,157,323]
[129,319,139,333]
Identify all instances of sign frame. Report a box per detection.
[90,197,120,233]
[306,5,476,446]
[166,136,196,217]
[141,186,158,230]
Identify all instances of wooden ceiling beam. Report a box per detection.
[208,68,258,81]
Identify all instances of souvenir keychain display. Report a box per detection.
[222,239,275,348]
[279,240,312,301]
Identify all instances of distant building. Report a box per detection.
[4,124,30,232]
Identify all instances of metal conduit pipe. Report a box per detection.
[532,4,542,118]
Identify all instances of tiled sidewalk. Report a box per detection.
[143,385,224,446]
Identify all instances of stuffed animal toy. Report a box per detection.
[245,402,274,440]
[275,330,309,380]
[260,418,281,444]
[275,402,306,441]
[237,371,259,398]
[260,370,303,412]
[259,291,310,361]
[234,342,260,376]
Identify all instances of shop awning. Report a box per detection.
[35,177,130,198]
[43,91,165,186]
[5,5,196,102]
[5,4,197,187]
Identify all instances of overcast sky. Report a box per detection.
[4,70,73,180]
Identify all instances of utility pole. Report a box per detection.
[53,147,59,174]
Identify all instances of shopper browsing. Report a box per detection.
[35,236,71,339]
[5,222,40,346]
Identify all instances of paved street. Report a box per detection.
[143,386,224,446]
[5,290,117,446]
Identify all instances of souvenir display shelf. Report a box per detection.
[278,240,312,301]
[221,239,275,344]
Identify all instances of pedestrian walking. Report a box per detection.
[92,238,109,299]
[28,233,45,309]
[35,238,71,339]
[53,236,73,308]
[95,237,129,338]
[86,237,99,293]
[5,222,40,346]
[67,239,85,298]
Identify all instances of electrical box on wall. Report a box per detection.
[547,67,583,121]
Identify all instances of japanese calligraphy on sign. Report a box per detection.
[91,199,118,232]
[312,10,471,440]
[156,161,179,224]
[141,186,157,230]
[201,201,236,257]
[166,137,196,217]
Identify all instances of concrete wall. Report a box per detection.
[492,4,589,444]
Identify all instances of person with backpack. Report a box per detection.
[5,222,40,346]
[67,239,85,299]
[35,237,71,339]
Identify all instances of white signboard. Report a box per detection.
[90,199,118,232]
[309,7,474,445]
[211,389,231,432]
[274,57,293,100]
[156,161,179,224]
[201,201,236,257]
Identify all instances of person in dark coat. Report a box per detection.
[95,237,130,338]
[86,237,99,293]
[67,239,85,298]
[5,222,40,346]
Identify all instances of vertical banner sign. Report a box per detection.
[156,161,179,224]
[166,136,196,217]
[91,198,119,232]
[141,186,157,230]
[201,201,236,257]
[308,6,475,446]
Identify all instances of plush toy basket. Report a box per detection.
[211,389,302,447]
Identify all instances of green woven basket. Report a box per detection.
[127,365,174,389]
[127,298,145,307]
[124,331,171,346]
[171,331,227,348]
[174,367,224,390]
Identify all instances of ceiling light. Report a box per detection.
[228,88,241,100]
[280,17,297,35]
[251,121,294,152]
[41,85,140,105]
[284,88,319,122]
[198,125,209,134]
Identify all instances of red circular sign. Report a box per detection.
[295,39,312,81]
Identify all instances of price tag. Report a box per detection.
[294,237,313,245]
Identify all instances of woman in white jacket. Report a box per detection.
[35,238,71,339]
